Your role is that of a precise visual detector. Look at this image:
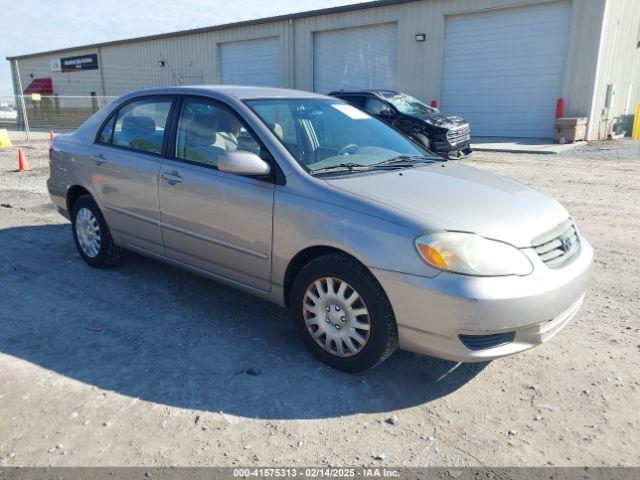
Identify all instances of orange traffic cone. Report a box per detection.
[18,148,30,171]
[50,131,54,142]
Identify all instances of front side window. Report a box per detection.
[111,98,172,154]
[246,98,431,174]
[364,97,391,116]
[380,92,434,116]
[175,98,262,168]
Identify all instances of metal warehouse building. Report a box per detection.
[6,0,640,140]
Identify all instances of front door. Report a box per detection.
[159,97,274,291]
[92,96,174,255]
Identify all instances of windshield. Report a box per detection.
[245,98,432,174]
[380,93,435,116]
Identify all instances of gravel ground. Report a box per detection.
[0,139,638,467]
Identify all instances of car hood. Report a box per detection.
[414,111,467,128]
[326,162,569,248]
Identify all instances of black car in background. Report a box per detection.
[330,90,472,158]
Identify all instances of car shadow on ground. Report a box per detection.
[0,223,489,419]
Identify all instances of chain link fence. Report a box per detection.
[5,56,209,144]
[0,99,19,128]
[1,95,118,142]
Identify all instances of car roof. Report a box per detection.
[69,85,338,147]
[329,89,398,96]
[120,85,330,101]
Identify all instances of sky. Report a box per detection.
[0,0,368,98]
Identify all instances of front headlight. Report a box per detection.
[415,232,533,276]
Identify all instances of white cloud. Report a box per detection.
[1,0,368,97]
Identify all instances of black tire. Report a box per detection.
[290,253,398,372]
[71,195,126,268]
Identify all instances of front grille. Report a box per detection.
[446,124,470,145]
[532,219,581,268]
[459,332,515,351]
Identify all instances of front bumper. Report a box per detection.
[372,238,593,362]
[432,137,470,153]
[430,125,471,155]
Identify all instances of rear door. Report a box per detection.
[92,96,175,255]
[158,96,275,291]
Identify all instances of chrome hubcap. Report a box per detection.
[303,277,371,357]
[75,208,101,258]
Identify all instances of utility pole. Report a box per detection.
[13,59,30,145]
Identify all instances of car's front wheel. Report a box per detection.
[290,253,398,372]
[71,195,126,268]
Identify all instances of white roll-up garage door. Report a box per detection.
[441,1,571,138]
[313,23,398,93]
[220,37,280,87]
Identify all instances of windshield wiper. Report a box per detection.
[373,154,442,167]
[310,155,440,176]
[309,162,373,175]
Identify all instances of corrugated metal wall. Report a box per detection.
[99,21,291,95]
[293,0,588,106]
[10,0,635,139]
[588,0,640,139]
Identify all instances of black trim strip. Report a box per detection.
[161,221,269,260]
[107,202,269,260]
[104,204,160,226]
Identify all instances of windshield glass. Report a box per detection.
[245,98,432,174]
[380,93,435,116]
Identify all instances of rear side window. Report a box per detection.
[110,98,173,154]
[364,97,390,115]
[336,95,366,108]
[97,115,115,144]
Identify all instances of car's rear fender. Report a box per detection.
[48,138,99,219]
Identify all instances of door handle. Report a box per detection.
[161,171,183,184]
[91,154,107,165]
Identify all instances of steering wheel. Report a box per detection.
[338,143,360,156]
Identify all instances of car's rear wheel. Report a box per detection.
[71,195,126,268]
[290,253,398,372]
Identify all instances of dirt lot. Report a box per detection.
[0,139,638,467]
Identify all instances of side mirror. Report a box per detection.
[218,150,271,176]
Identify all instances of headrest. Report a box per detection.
[122,115,156,136]
[270,122,284,140]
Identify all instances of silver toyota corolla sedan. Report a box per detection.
[48,86,593,372]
